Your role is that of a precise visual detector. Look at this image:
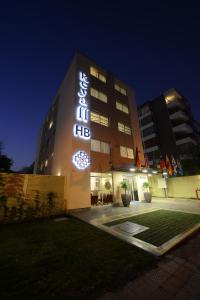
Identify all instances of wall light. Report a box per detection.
[142,169,148,173]
[129,168,136,172]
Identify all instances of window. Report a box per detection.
[138,105,150,116]
[118,122,131,135]
[116,101,129,114]
[144,137,158,149]
[120,146,134,159]
[90,66,106,83]
[44,159,48,167]
[91,111,109,127]
[114,83,127,96]
[90,87,107,103]
[91,139,110,154]
[140,115,152,126]
[142,126,154,137]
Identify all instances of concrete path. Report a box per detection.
[73,197,200,225]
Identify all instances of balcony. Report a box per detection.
[170,110,189,122]
[144,145,159,153]
[167,99,185,110]
[140,121,154,131]
[173,123,193,134]
[142,133,157,142]
[139,110,152,120]
[176,137,197,146]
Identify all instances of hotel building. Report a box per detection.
[34,53,148,209]
[138,88,200,174]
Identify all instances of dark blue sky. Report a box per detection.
[1,1,200,170]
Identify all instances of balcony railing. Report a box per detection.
[176,136,197,146]
[173,123,193,134]
[170,110,189,122]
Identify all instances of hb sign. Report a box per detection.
[73,124,91,140]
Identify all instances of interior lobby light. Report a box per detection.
[142,169,148,173]
[129,168,136,172]
[152,170,158,174]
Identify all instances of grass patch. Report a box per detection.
[105,209,200,247]
[0,217,155,300]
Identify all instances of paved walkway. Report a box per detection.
[73,198,200,299]
[98,231,200,300]
[73,197,200,224]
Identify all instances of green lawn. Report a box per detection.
[0,217,155,300]
[105,209,200,247]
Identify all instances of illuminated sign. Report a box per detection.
[73,124,90,139]
[72,150,90,170]
[72,71,91,170]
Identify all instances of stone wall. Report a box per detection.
[0,173,66,223]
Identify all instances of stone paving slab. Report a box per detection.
[98,231,200,300]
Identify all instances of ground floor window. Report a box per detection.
[90,172,113,205]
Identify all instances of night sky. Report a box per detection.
[1,1,200,170]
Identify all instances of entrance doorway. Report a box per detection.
[122,175,138,201]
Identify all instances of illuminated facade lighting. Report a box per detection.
[72,150,90,170]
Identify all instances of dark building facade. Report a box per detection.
[138,88,200,174]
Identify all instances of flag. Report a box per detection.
[171,156,178,176]
[166,155,173,176]
[177,159,183,175]
[159,157,166,171]
[135,147,141,168]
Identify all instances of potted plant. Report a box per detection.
[120,181,131,207]
[142,182,152,203]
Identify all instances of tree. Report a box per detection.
[0,155,13,172]
[18,162,34,174]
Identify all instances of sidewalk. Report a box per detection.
[98,223,200,300]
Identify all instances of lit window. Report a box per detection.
[118,122,131,135]
[90,87,107,103]
[120,146,134,159]
[116,101,129,114]
[45,160,48,167]
[90,66,106,83]
[101,141,110,154]
[49,121,53,129]
[114,83,127,96]
[120,146,127,158]
[91,139,110,154]
[91,139,101,152]
[91,112,109,127]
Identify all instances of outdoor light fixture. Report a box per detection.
[129,168,136,172]
[163,171,168,176]
[152,170,158,174]
[142,169,148,173]
[72,150,90,170]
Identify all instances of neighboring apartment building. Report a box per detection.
[34,53,146,209]
[138,88,200,173]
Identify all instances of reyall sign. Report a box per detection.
[72,72,91,170]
